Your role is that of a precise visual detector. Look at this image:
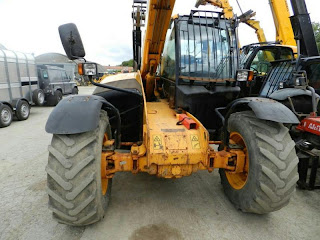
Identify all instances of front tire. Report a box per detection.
[46,110,112,226]
[219,111,299,214]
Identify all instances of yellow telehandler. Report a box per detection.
[45,0,300,226]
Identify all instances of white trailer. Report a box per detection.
[0,49,45,128]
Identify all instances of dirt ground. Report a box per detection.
[0,86,319,240]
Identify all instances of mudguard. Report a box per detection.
[269,88,320,101]
[227,97,299,124]
[45,95,104,134]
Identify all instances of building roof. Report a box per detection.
[35,53,72,63]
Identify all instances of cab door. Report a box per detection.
[62,71,72,94]
[242,46,294,96]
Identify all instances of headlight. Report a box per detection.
[78,62,97,76]
[236,70,254,82]
[236,71,248,82]
[279,82,284,89]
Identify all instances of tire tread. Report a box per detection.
[221,111,299,214]
[46,111,111,226]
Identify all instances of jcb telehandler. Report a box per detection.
[45,0,300,226]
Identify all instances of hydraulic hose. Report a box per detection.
[89,77,142,98]
[100,99,121,149]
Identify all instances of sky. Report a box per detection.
[0,0,319,66]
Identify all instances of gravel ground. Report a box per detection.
[0,86,319,240]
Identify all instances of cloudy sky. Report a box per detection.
[0,0,319,66]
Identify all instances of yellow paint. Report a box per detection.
[269,0,296,46]
[200,0,234,19]
[225,132,249,190]
[140,0,176,99]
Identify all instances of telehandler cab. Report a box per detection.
[45,0,299,226]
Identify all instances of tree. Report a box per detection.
[312,22,320,54]
[121,59,134,67]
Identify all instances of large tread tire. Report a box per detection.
[219,111,299,214]
[46,110,112,226]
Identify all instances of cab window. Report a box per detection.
[250,48,293,75]
[306,63,320,91]
[49,69,62,82]
[42,70,48,79]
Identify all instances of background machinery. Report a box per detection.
[202,0,320,189]
[45,0,301,226]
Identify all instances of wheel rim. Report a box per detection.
[101,133,109,195]
[38,92,44,104]
[225,132,249,190]
[1,108,12,124]
[57,92,62,102]
[20,103,29,118]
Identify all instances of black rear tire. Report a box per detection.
[47,90,63,106]
[72,87,79,95]
[219,111,299,214]
[16,100,30,121]
[0,104,13,128]
[32,89,45,106]
[46,110,112,226]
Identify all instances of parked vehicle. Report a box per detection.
[37,64,78,106]
[0,49,45,128]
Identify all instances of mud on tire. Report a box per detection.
[46,110,112,226]
[219,111,299,214]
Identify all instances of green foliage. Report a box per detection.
[312,22,320,54]
[121,59,134,67]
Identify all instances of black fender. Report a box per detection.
[0,101,14,110]
[45,95,105,134]
[13,98,30,110]
[225,97,299,124]
[220,97,299,146]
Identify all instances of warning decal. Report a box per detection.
[153,135,163,150]
[190,134,200,149]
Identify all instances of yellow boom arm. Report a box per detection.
[196,0,267,44]
[269,0,296,46]
[140,0,176,99]
[195,0,234,19]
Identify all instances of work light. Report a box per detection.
[78,62,97,76]
[236,69,254,82]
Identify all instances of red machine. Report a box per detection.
[297,113,320,136]
[296,112,320,189]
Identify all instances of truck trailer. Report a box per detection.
[0,49,45,128]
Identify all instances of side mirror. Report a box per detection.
[58,23,85,60]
